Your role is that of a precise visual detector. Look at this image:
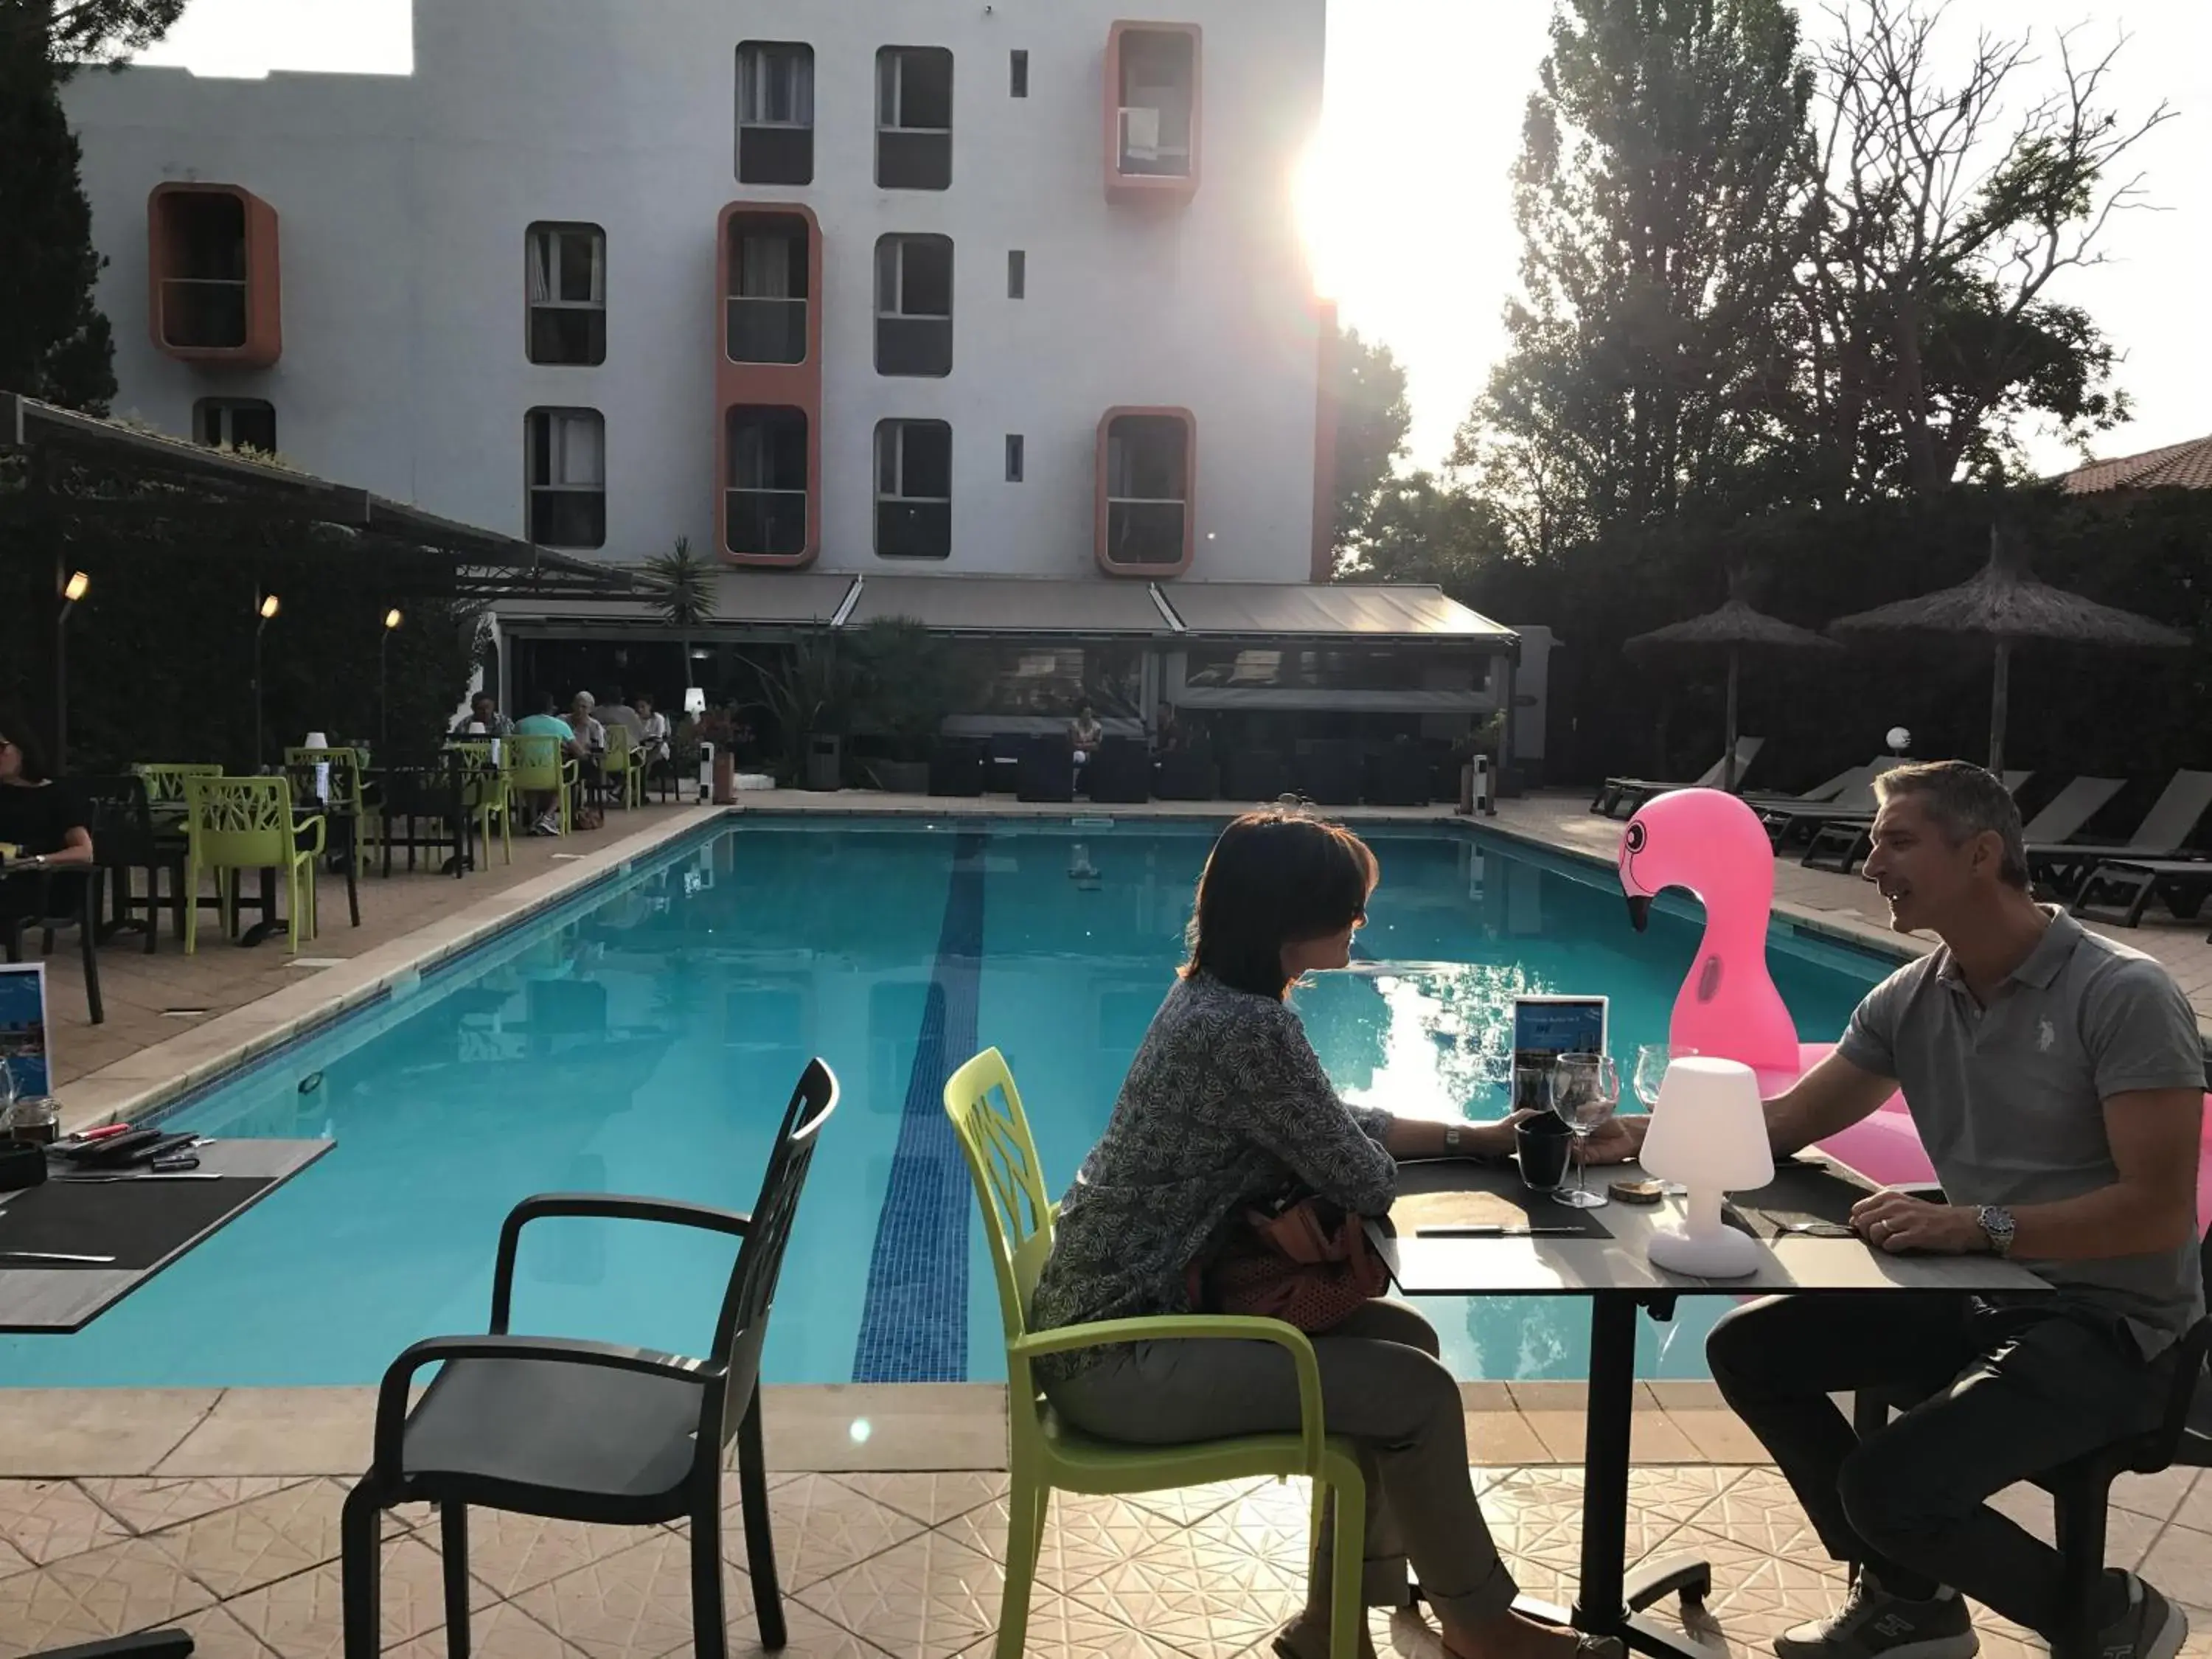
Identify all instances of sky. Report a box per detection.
[136,0,2212,477]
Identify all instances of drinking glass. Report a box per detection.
[1632,1043,1688,1195]
[1548,1052,1620,1209]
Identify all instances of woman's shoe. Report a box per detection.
[1273,1609,1380,1659]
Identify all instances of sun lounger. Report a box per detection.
[1797,770,2058,874]
[2036,770,2212,902]
[2071,858,2212,928]
[1590,736,1764,818]
[1758,765,1892,848]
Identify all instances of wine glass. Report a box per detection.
[1548,1052,1620,1209]
[1632,1043,1687,1195]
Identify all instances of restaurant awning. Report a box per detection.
[1157,581,1516,647]
[842,574,1177,636]
[1,393,653,604]
[493,571,856,631]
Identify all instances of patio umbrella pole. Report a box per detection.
[1989,639,2011,775]
[1723,644,1740,792]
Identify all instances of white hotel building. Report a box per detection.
[65,0,1540,771]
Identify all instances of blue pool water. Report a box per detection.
[1,818,1895,1388]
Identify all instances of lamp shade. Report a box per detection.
[1639,1056,1773,1192]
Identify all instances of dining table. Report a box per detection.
[1374,1153,2051,1658]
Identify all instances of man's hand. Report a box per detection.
[1582,1113,1648,1166]
[1848,1189,1987,1255]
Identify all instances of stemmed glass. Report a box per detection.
[1633,1043,1688,1196]
[1548,1052,1620,1209]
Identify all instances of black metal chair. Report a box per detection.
[1852,1211,2210,1654]
[340,1058,838,1659]
[74,774,185,953]
[373,764,469,878]
[3,864,103,1024]
[1017,737,1076,803]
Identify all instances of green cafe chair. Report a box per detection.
[182,774,324,956]
[602,723,646,810]
[443,740,515,866]
[508,733,580,835]
[283,745,368,821]
[131,761,223,821]
[942,1047,1366,1659]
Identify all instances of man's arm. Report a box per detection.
[1854,1088,2203,1258]
[1765,1050,1896,1158]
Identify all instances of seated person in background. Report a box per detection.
[1153,700,1181,754]
[1068,703,1105,768]
[636,694,670,764]
[1032,808,1641,1659]
[597,688,644,745]
[1706,761,2205,1659]
[0,710,95,936]
[514,695,585,836]
[449,692,512,738]
[567,692,607,754]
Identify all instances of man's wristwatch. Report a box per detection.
[1975,1205,2017,1257]
[1443,1124,1463,1157]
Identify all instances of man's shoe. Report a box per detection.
[1774,1572,1978,1659]
[2076,1573,2187,1659]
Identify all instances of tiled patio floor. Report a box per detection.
[3,1464,2207,1659]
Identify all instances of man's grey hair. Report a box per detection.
[1874,760,2031,888]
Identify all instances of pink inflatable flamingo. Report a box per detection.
[1618,789,1801,1079]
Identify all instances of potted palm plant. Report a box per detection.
[644,535,716,692]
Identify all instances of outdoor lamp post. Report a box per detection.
[252,592,281,773]
[54,571,89,772]
[380,607,403,757]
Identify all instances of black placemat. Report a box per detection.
[0,1175,274,1268]
[1722,1159,1879,1239]
[1389,1158,1615,1239]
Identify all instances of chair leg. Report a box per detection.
[344,835,361,926]
[182,861,199,956]
[995,1478,1046,1659]
[691,1481,731,1659]
[736,1386,786,1649]
[339,1481,383,1659]
[1326,1465,1367,1659]
[79,879,104,1026]
[439,1503,471,1659]
[2053,1476,2113,1657]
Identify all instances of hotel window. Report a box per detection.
[877,46,953,190]
[155,191,249,349]
[195,398,276,455]
[1009,49,1029,97]
[1006,249,1026,299]
[1104,413,1190,568]
[1116,29,1196,178]
[875,234,953,378]
[1004,434,1025,483]
[725,212,810,365]
[737,41,815,184]
[525,408,607,549]
[726,406,810,558]
[525,223,606,366]
[875,420,953,559]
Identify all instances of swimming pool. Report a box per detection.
[1,816,1896,1388]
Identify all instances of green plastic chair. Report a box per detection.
[942,1048,1366,1659]
[602,724,645,810]
[282,746,367,820]
[442,740,515,865]
[132,762,222,820]
[508,734,580,835]
[182,775,324,955]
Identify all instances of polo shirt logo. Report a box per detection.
[2037,1018,2056,1052]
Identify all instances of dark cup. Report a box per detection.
[1516,1114,1573,1192]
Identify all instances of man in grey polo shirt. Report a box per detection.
[1706,761,2205,1659]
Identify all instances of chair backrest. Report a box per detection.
[711,1058,839,1411]
[508,733,565,790]
[283,746,365,813]
[184,774,297,867]
[942,1048,1057,1360]
[604,724,636,768]
[2126,770,2212,853]
[132,762,222,813]
[2017,776,2123,843]
[72,774,154,842]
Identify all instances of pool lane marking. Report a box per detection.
[849,831,986,1382]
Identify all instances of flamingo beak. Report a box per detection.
[1625,894,1652,933]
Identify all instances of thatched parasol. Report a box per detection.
[1625,569,1840,790]
[1828,524,2190,773]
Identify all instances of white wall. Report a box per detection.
[66,0,1328,583]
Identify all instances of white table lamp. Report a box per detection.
[1640,1056,1774,1279]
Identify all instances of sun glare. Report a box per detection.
[1295,133,1354,305]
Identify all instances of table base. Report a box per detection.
[34,1627,194,1657]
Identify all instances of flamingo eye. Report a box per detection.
[1624,822,1646,854]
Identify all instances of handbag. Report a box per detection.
[1186,1190,1391,1333]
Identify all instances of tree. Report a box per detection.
[0,13,117,411]
[1459,0,1818,546]
[1795,1,2168,498]
[1338,472,1514,594]
[1328,324,1411,556]
[29,2,187,74]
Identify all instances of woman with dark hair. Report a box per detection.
[1031,809,1641,1659]
[0,709,95,937]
